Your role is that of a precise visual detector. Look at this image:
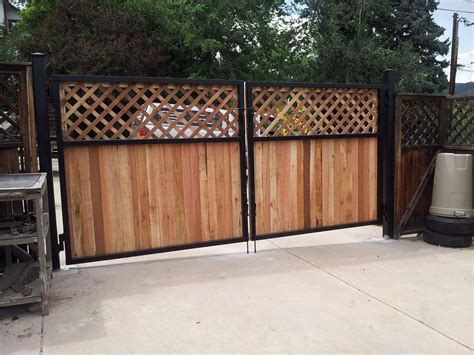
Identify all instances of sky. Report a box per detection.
[433,0,474,83]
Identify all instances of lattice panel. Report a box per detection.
[400,99,440,146]
[0,73,20,145]
[59,82,240,141]
[448,96,474,145]
[251,86,378,137]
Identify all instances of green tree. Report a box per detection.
[123,0,295,80]
[13,0,297,80]
[297,0,449,92]
[1,0,451,91]
[371,0,450,92]
[17,0,169,76]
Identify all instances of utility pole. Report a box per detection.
[448,13,459,95]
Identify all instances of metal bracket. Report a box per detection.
[59,233,65,251]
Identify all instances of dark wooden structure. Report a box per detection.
[394,93,474,237]
[0,63,37,188]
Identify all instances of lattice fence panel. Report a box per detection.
[448,96,474,145]
[251,86,378,137]
[0,73,20,145]
[399,98,440,146]
[59,82,240,141]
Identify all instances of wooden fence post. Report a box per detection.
[32,53,60,270]
[382,69,397,239]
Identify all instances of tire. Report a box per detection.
[424,215,474,235]
[423,228,472,248]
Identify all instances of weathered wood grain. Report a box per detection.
[396,147,438,233]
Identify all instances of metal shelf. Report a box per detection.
[0,214,48,247]
[0,261,52,308]
[0,173,51,315]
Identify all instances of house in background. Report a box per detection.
[0,0,20,35]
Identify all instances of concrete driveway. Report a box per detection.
[0,224,473,354]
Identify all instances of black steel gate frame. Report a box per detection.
[51,75,250,265]
[245,74,397,245]
[31,49,397,267]
[31,54,61,270]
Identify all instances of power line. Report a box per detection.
[438,8,474,14]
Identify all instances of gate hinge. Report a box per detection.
[59,233,65,251]
[47,85,54,104]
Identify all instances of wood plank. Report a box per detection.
[162,144,177,246]
[0,148,21,216]
[181,144,200,244]
[334,140,342,225]
[137,146,152,249]
[350,139,359,223]
[214,143,227,238]
[229,142,242,235]
[255,142,264,234]
[261,142,271,234]
[65,147,96,257]
[172,145,186,245]
[146,145,162,248]
[358,138,369,221]
[88,147,105,255]
[269,141,278,233]
[303,140,311,229]
[368,138,377,219]
[296,141,305,230]
[97,146,116,253]
[198,143,210,242]
[118,146,135,252]
[277,141,291,232]
[128,145,142,249]
[206,144,219,240]
[310,140,323,228]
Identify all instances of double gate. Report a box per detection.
[51,75,388,264]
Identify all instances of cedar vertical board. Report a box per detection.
[254,137,378,236]
[63,142,242,258]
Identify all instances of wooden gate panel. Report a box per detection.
[248,82,381,240]
[254,138,377,236]
[63,142,242,258]
[54,77,247,263]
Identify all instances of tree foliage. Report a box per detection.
[296,0,449,92]
[1,0,451,92]
[17,0,169,76]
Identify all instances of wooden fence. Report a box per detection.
[0,63,37,216]
[5,57,472,266]
[394,93,474,237]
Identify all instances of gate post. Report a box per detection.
[382,69,397,239]
[32,53,60,269]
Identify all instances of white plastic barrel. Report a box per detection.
[429,153,473,218]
